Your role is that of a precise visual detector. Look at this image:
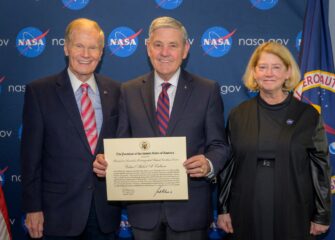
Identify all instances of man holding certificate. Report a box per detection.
[21,18,121,239]
[93,16,229,240]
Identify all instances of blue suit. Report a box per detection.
[117,70,229,231]
[21,70,121,236]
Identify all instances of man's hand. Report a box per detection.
[93,154,108,177]
[25,211,44,238]
[183,154,210,177]
[310,222,329,235]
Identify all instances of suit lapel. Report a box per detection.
[55,70,92,154]
[167,71,193,135]
[140,72,160,136]
[95,75,112,154]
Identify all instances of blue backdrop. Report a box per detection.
[0,1,333,239]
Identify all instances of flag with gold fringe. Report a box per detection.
[0,185,11,240]
[294,0,335,239]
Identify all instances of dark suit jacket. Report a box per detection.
[21,70,121,236]
[117,70,229,231]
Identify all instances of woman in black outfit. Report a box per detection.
[217,42,331,240]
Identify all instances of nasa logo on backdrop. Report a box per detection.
[250,0,278,10]
[201,26,236,58]
[62,0,90,10]
[108,27,142,58]
[0,167,9,187]
[296,31,302,51]
[155,0,183,10]
[0,76,5,94]
[16,27,49,58]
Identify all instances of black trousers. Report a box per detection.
[44,201,116,240]
[132,206,208,240]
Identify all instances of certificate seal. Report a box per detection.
[139,141,150,151]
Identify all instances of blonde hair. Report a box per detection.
[243,42,301,91]
[65,18,105,48]
[148,16,188,44]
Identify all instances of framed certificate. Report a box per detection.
[104,137,188,201]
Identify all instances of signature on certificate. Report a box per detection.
[153,186,173,197]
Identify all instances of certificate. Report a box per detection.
[104,137,188,201]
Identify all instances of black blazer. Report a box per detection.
[218,95,331,240]
[117,70,229,231]
[21,70,121,236]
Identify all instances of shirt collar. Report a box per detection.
[67,68,98,93]
[154,68,180,89]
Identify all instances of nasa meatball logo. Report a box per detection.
[155,0,183,10]
[296,31,302,51]
[16,27,49,58]
[250,0,278,10]
[0,76,5,94]
[201,27,236,58]
[62,0,90,10]
[108,27,142,57]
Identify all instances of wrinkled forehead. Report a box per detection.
[149,27,186,44]
[67,26,104,47]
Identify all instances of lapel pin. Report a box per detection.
[286,119,294,125]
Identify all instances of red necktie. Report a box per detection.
[157,82,171,136]
[80,83,98,154]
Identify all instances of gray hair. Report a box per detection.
[148,16,188,44]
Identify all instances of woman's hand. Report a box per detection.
[217,213,234,233]
[310,222,329,235]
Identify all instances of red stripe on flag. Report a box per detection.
[0,185,12,240]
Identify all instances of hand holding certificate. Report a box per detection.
[104,137,188,201]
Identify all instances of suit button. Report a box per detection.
[87,185,93,190]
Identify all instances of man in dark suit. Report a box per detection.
[93,16,229,240]
[21,18,121,239]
